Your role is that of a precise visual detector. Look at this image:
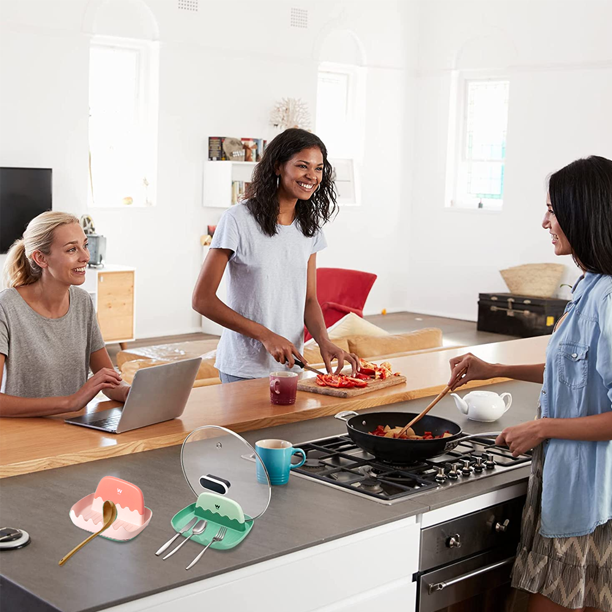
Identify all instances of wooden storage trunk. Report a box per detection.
[477,293,569,337]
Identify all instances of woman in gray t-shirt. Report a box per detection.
[0,212,130,417]
[193,129,359,381]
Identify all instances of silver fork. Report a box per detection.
[162,519,207,560]
[155,517,198,556]
[185,525,227,570]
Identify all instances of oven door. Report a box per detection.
[417,548,520,612]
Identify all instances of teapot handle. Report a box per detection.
[500,393,512,413]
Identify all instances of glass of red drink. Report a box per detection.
[269,372,298,405]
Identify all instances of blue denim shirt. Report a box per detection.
[539,272,612,537]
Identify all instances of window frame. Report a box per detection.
[88,35,159,209]
[446,72,509,212]
[316,61,366,207]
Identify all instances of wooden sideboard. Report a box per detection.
[82,264,135,344]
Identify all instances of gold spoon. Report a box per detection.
[59,500,117,566]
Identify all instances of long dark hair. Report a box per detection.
[548,155,612,275]
[245,128,338,237]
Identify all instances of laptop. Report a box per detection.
[65,357,202,434]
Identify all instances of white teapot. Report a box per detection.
[451,390,512,422]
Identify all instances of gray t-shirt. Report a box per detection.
[0,286,105,398]
[210,203,327,378]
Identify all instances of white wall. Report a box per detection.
[409,0,612,321]
[0,0,419,338]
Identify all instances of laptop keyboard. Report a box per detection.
[89,415,121,430]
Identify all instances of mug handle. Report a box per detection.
[500,393,512,413]
[271,380,281,395]
[290,448,306,470]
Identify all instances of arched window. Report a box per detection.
[85,0,159,208]
[315,29,366,206]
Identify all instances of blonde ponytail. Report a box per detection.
[3,211,80,288]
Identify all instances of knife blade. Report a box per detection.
[294,358,328,377]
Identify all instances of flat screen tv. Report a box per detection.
[0,167,52,254]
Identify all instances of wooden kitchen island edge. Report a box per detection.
[0,335,549,478]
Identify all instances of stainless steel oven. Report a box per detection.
[415,496,529,612]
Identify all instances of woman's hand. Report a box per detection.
[496,420,547,456]
[448,353,500,389]
[261,331,305,369]
[69,368,122,411]
[318,340,359,375]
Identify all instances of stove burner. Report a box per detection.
[302,458,325,472]
[355,478,383,494]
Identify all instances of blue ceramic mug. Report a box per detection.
[255,439,306,485]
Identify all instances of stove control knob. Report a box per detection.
[448,464,459,480]
[483,452,496,469]
[495,519,510,533]
[435,467,447,483]
[461,459,472,476]
[474,456,484,472]
[447,534,462,548]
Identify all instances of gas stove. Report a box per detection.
[291,434,531,505]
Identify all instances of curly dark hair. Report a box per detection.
[548,155,612,275]
[245,128,338,237]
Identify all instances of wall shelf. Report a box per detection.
[202,161,257,208]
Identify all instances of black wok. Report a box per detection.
[335,410,499,465]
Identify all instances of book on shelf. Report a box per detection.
[231,181,251,205]
[208,136,267,162]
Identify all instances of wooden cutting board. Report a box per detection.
[297,375,407,398]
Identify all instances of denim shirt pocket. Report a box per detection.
[556,342,589,389]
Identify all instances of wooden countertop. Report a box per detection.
[0,335,549,478]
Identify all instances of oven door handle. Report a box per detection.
[426,556,515,594]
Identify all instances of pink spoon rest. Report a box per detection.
[69,476,152,542]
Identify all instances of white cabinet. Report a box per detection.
[81,264,136,344]
[105,516,420,612]
[202,161,257,208]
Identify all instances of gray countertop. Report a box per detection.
[0,380,540,612]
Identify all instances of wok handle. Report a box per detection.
[335,410,359,422]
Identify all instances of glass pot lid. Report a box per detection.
[180,425,271,521]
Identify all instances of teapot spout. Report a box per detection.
[451,393,469,415]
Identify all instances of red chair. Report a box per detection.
[305,268,377,341]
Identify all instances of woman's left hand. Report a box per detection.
[318,340,359,376]
[496,420,547,456]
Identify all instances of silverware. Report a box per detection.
[162,519,207,560]
[155,517,198,556]
[294,358,327,377]
[185,525,228,571]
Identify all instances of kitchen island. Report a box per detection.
[0,379,541,612]
[0,336,548,478]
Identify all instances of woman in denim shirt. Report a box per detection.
[449,156,612,612]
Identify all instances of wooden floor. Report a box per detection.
[106,312,518,366]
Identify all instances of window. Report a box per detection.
[88,37,159,207]
[449,77,509,210]
[316,62,365,205]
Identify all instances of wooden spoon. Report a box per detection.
[59,500,117,566]
[396,368,468,438]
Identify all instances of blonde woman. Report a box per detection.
[0,212,129,417]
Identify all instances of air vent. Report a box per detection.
[178,0,198,11]
[290,8,308,29]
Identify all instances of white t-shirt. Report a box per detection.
[210,203,327,378]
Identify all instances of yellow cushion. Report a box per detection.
[347,328,443,358]
[120,354,219,385]
[117,339,220,369]
[326,313,389,340]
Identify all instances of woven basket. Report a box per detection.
[499,263,565,298]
